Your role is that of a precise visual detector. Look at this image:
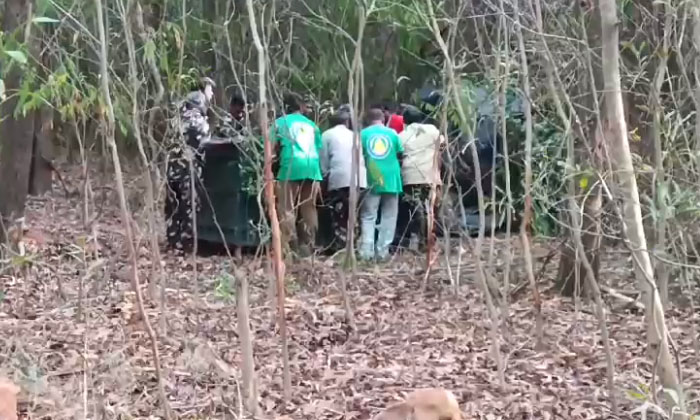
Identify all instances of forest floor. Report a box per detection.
[1,165,699,420]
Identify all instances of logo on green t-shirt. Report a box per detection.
[290,121,317,158]
[367,134,392,159]
[361,125,403,194]
[273,113,323,181]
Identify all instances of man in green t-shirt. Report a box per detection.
[271,93,323,256]
[359,108,404,260]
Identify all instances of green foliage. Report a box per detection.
[32,16,60,24]
[214,271,236,302]
[239,133,266,196]
[4,50,28,64]
[431,78,569,237]
[529,120,568,236]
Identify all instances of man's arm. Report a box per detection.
[395,132,405,166]
[269,121,280,177]
[320,132,331,177]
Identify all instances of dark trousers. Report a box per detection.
[327,188,351,251]
[394,184,434,250]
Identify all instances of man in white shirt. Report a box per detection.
[320,111,367,250]
[395,106,445,251]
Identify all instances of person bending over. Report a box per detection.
[395,106,445,251]
[359,108,404,261]
[320,110,367,251]
[271,93,323,257]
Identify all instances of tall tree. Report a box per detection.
[598,0,685,413]
[0,0,37,243]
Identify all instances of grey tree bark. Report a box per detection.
[0,0,37,243]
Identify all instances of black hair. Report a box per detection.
[230,89,246,107]
[382,101,397,112]
[283,92,303,113]
[330,111,352,128]
[402,105,426,125]
[366,108,385,124]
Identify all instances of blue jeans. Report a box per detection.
[359,193,399,259]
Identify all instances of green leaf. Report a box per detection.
[5,50,27,64]
[663,388,679,405]
[579,176,589,190]
[144,39,156,62]
[626,390,646,401]
[33,16,60,24]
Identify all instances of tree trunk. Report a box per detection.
[28,29,54,196]
[555,0,603,297]
[29,107,55,195]
[245,0,291,401]
[236,269,259,414]
[651,5,672,308]
[514,0,544,348]
[0,0,37,243]
[598,0,685,412]
[556,171,603,297]
[94,0,172,416]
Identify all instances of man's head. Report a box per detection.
[403,105,426,125]
[366,108,386,126]
[382,101,399,120]
[369,103,388,124]
[330,111,352,129]
[230,90,246,121]
[283,92,305,114]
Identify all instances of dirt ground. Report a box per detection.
[1,168,699,419]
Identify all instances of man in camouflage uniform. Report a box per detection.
[164,77,215,253]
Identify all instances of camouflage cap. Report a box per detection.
[184,90,208,114]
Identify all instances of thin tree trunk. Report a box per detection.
[530,0,618,410]
[236,268,259,414]
[245,0,291,401]
[513,0,544,349]
[120,0,163,302]
[598,0,685,413]
[537,0,602,298]
[497,0,512,325]
[93,0,172,417]
[29,30,54,196]
[570,177,618,414]
[425,0,505,390]
[651,7,672,308]
[341,0,373,331]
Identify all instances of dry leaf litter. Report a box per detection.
[1,166,699,420]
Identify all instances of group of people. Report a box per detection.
[165,78,446,261]
[272,94,445,260]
